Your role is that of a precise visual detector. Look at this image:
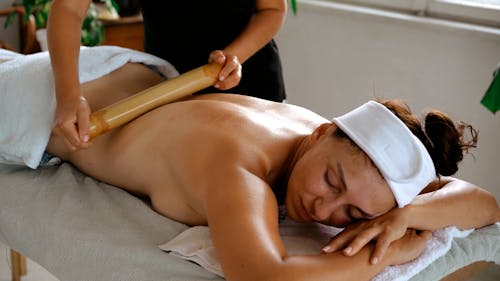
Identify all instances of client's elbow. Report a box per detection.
[475,188,500,225]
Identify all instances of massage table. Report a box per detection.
[0,163,499,281]
[0,44,499,280]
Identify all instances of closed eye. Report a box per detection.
[348,205,376,221]
[347,206,362,221]
[324,169,340,194]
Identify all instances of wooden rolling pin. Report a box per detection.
[88,63,222,139]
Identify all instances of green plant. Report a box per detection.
[289,0,297,15]
[4,0,117,46]
[81,2,104,46]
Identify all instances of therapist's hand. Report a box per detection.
[322,207,411,265]
[52,95,91,151]
[209,50,242,90]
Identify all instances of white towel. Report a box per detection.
[372,226,473,281]
[0,46,178,169]
[159,218,473,280]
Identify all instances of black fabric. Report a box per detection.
[138,0,286,102]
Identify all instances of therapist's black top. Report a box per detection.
[138,0,286,102]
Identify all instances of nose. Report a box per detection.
[311,196,341,222]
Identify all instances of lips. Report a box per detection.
[298,199,313,222]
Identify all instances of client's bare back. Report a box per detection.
[46,63,326,225]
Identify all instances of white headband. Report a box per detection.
[332,101,436,207]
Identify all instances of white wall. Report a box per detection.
[276,0,500,202]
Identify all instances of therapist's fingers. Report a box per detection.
[53,111,79,150]
[53,99,86,151]
[216,71,241,90]
[59,133,77,152]
[217,53,240,81]
[208,50,226,65]
[209,50,242,89]
[53,117,79,151]
[215,55,241,90]
[208,50,226,87]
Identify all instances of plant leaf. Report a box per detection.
[481,67,500,114]
[289,0,297,15]
[3,12,16,29]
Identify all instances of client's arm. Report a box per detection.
[204,166,430,281]
[323,177,499,264]
[406,176,498,230]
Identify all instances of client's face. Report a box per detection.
[286,127,396,228]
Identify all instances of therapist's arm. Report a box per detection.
[47,0,92,151]
[210,0,287,90]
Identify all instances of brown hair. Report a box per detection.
[376,98,478,176]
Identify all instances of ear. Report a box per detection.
[311,123,336,143]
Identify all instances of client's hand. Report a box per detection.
[322,207,410,265]
[52,95,91,151]
[386,229,431,266]
[209,50,242,90]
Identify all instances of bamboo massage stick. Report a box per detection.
[88,63,222,139]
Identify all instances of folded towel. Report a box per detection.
[373,226,473,281]
[0,48,22,63]
[0,46,178,168]
[159,218,474,280]
[160,226,224,276]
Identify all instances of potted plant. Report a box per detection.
[4,0,118,50]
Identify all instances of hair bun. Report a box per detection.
[424,111,477,176]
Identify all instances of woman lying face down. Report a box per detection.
[46,62,499,281]
[285,123,396,227]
